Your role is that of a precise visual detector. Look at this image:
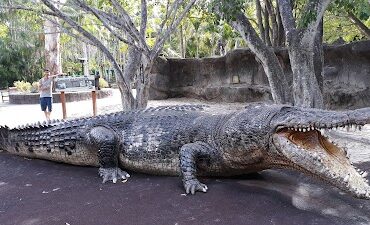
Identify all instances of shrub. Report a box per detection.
[0,40,44,89]
[99,77,109,88]
[13,80,32,92]
[31,82,39,93]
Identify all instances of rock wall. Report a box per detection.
[150,40,370,109]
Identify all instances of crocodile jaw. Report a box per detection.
[272,128,370,200]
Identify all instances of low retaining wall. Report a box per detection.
[9,89,113,104]
[149,40,370,109]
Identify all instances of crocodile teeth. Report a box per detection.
[344,174,350,183]
[361,171,368,178]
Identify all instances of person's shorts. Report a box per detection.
[40,97,52,112]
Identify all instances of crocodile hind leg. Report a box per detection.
[179,141,216,195]
[88,126,130,183]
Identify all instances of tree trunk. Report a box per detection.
[119,45,142,110]
[231,13,291,104]
[180,24,185,58]
[135,60,153,109]
[275,3,285,46]
[255,0,265,42]
[116,77,135,111]
[264,0,278,47]
[313,20,324,92]
[263,6,272,46]
[277,0,328,108]
[288,32,324,108]
[44,18,62,75]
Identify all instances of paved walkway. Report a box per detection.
[0,153,369,225]
[0,89,124,127]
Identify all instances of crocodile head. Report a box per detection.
[270,106,370,200]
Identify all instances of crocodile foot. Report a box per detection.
[99,168,130,183]
[183,179,208,195]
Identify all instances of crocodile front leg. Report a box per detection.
[179,141,216,195]
[88,126,130,183]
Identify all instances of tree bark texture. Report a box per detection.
[231,13,291,104]
[263,6,272,46]
[44,17,62,75]
[255,0,266,43]
[313,20,324,92]
[263,0,279,46]
[275,2,285,46]
[288,33,324,108]
[278,0,329,108]
[135,61,153,109]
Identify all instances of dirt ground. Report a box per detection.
[0,89,370,225]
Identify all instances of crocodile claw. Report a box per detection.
[99,168,130,184]
[183,179,208,195]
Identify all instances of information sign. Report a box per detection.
[55,76,96,92]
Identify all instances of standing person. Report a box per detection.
[39,69,60,121]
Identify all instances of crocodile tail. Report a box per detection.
[0,125,9,150]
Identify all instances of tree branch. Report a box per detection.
[347,11,370,39]
[140,0,147,36]
[151,0,196,59]
[230,12,290,104]
[109,0,148,52]
[277,0,296,35]
[255,0,266,42]
[157,0,182,37]
[309,0,331,34]
[40,0,132,97]
[73,0,150,56]
[0,4,58,17]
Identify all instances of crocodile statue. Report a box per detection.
[0,104,369,199]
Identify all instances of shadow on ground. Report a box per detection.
[0,152,369,225]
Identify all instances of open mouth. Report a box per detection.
[272,124,370,199]
[276,128,343,156]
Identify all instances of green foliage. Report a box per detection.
[0,40,44,89]
[325,0,370,43]
[0,2,44,89]
[208,0,245,22]
[297,8,317,29]
[331,0,370,19]
[323,13,366,43]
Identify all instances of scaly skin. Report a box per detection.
[0,104,369,199]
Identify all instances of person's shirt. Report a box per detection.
[39,77,53,98]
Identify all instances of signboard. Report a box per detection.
[55,76,96,92]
